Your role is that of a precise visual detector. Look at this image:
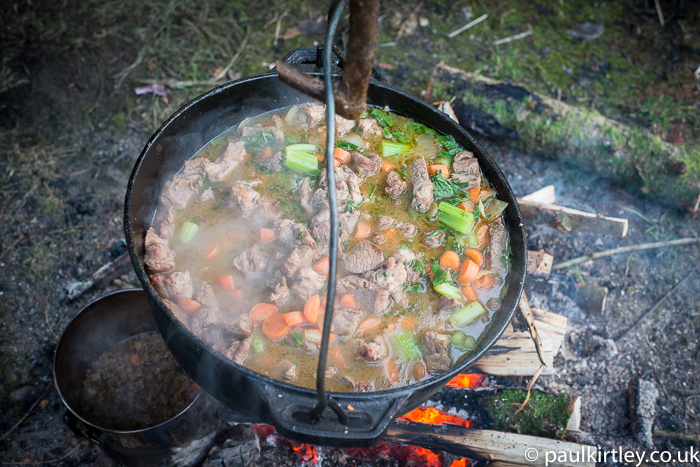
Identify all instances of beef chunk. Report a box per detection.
[310,187,330,210]
[232,245,268,281]
[279,360,296,381]
[410,156,434,212]
[256,200,283,223]
[357,118,382,137]
[200,188,215,202]
[331,307,363,336]
[205,140,247,181]
[311,210,359,254]
[162,299,194,330]
[259,151,283,173]
[150,271,192,300]
[275,218,317,249]
[351,152,382,177]
[160,174,202,209]
[281,246,314,277]
[369,257,409,309]
[422,331,452,374]
[358,336,388,361]
[182,157,209,177]
[343,376,372,392]
[374,289,391,314]
[423,228,445,248]
[153,208,175,239]
[238,117,284,141]
[336,275,382,311]
[294,103,325,127]
[271,279,290,306]
[265,251,286,276]
[377,215,396,230]
[223,315,254,340]
[229,180,262,217]
[393,248,416,263]
[396,222,417,238]
[339,211,361,239]
[371,233,386,244]
[343,241,384,274]
[438,296,464,314]
[486,217,508,273]
[194,281,221,331]
[227,335,252,365]
[291,267,326,300]
[335,115,355,136]
[299,177,315,213]
[144,228,175,271]
[451,151,481,189]
[325,366,337,378]
[385,170,407,198]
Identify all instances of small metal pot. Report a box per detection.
[53,289,221,467]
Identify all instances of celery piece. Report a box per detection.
[382,141,412,158]
[251,334,264,352]
[466,233,479,248]
[434,283,463,300]
[450,331,466,348]
[449,301,487,327]
[437,202,475,234]
[178,222,198,244]
[462,335,476,350]
[284,144,319,174]
[392,332,421,360]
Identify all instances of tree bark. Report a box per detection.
[429,63,700,211]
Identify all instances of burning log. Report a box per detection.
[386,422,595,467]
[428,62,700,211]
[474,307,567,376]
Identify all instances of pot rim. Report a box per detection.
[124,71,526,401]
[53,289,204,434]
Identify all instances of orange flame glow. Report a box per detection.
[347,442,443,467]
[290,441,319,464]
[398,407,470,427]
[451,458,470,467]
[446,373,486,388]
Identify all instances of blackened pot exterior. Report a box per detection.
[124,60,526,447]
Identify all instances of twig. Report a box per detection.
[0,383,52,443]
[649,357,699,421]
[43,292,58,341]
[515,363,545,414]
[0,233,25,262]
[493,29,533,45]
[447,13,488,38]
[273,11,288,47]
[114,47,147,90]
[518,294,547,367]
[553,237,700,270]
[213,32,250,81]
[675,388,700,396]
[653,430,700,442]
[616,265,698,342]
[654,0,665,26]
[1,443,84,465]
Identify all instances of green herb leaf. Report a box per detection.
[430,262,451,286]
[405,122,434,135]
[392,132,410,143]
[352,127,362,135]
[370,108,395,127]
[411,259,426,272]
[336,141,359,151]
[291,331,304,347]
[383,126,392,139]
[346,198,364,212]
[431,171,469,199]
[436,135,463,155]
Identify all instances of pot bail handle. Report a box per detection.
[250,379,400,446]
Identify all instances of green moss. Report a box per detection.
[481,390,572,439]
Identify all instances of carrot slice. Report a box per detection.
[312,256,330,276]
[282,311,306,327]
[329,344,346,368]
[381,162,393,172]
[458,200,475,212]
[476,224,489,244]
[439,251,461,271]
[400,316,416,329]
[315,153,325,162]
[249,303,278,323]
[261,313,290,340]
[355,221,371,239]
[217,275,235,290]
[340,294,358,308]
[334,147,352,164]
[461,284,478,301]
[428,164,449,178]
[465,249,484,266]
[468,188,481,201]
[382,358,400,383]
[455,259,480,285]
[259,228,276,243]
[228,289,244,299]
[261,146,272,158]
[304,294,320,324]
[178,298,201,313]
[473,274,494,290]
[385,227,396,240]
[358,318,381,333]
[205,243,219,259]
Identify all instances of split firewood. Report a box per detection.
[628,378,659,449]
[517,199,628,237]
[527,249,554,277]
[521,185,556,204]
[575,284,609,314]
[566,396,582,433]
[518,294,547,366]
[432,100,459,123]
[386,423,595,467]
[429,62,700,211]
[64,252,133,301]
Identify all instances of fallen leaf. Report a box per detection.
[378,62,395,71]
[39,399,49,409]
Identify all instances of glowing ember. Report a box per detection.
[451,458,471,467]
[446,373,486,388]
[290,441,320,464]
[347,441,442,467]
[398,407,470,427]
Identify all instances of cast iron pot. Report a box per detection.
[125,49,527,447]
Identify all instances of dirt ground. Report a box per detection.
[0,0,699,465]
